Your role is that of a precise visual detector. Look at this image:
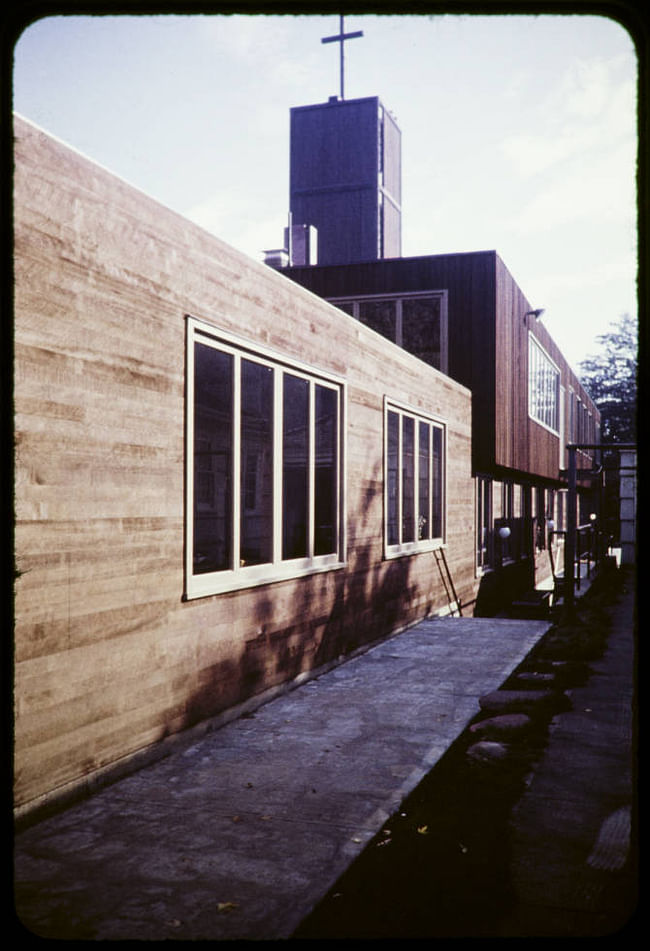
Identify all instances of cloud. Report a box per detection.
[185,187,284,259]
[500,54,635,180]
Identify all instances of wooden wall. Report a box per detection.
[13,116,476,816]
[285,251,600,485]
[494,254,600,481]
[289,96,401,265]
[284,252,497,473]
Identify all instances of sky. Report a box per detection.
[12,10,638,372]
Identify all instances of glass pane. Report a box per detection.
[240,359,273,566]
[402,297,441,369]
[387,411,399,546]
[283,374,309,559]
[357,299,396,343]
[193,342,233,574]
[418,421,430,539]
[432,426,443,538]
[402,415,415,543]
[314,385,338,556]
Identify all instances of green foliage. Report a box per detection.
[579,313,637,443]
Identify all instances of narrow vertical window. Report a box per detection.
[477,475,493,571]
[240,359,274,567]
[387,410,400,546]
[401,415,415,543]
[418,420,430,540]
[282,374,309,560]
[432,425,443,539]
[314,384,338,556]
[193,342,233,575]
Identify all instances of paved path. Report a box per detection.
[14,616,549,941]
[499,574,637,936]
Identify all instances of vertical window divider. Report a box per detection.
[429,423,434,541]
[413,415,419,542]
[308,379,316,560]
[185,334,196,585]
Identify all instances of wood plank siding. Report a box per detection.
[494,254,599,480]
[284,252,600,485]
[13,116,475,816]
[290,97,401,265]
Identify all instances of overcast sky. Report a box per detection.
[12,11,638,371]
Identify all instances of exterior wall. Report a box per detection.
[494,254,599,482]
[13,116,475,816]
[289,97,401,264]
[285,253,600,487]
[283,252,498,473]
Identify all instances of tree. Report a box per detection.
[579,313,637,444]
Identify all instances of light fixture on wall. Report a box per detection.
[524,308,545,323]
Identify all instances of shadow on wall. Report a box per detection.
[179,459,423,732]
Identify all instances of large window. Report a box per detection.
[385,401,445,557]
[528,334,560,433]
[186,318,345,598]
[329,291,448,373]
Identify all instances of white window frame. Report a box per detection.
[185,315,346,599]
[476,474,493,574]
[328,290,449,374]
[383,397,446,559]
[528,333,561,434]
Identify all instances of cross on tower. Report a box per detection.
[321,15,363,101]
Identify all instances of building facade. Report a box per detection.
[13,116,476,818]
[281,253,601,611]
[289,96,401,265]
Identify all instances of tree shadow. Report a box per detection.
[178,456,470,733]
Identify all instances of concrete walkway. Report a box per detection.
[13,616,550,941]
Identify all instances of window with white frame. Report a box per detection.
[186,318,345,598]
[476,475,493,571]
[329,291,448,374]
[528,334,560,433]
[385,401,445,557]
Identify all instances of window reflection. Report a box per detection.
[283,374,309,559]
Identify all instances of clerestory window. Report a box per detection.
[329,291,448,373]
[528,334,560,433]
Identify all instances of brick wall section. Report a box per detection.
[13,116,476,814]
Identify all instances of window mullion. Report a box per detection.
[429,424,434,540]
[413,417,419,541]
[308,379,315,560]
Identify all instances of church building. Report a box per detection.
[13,21,600,820]
[269,23,601,615]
